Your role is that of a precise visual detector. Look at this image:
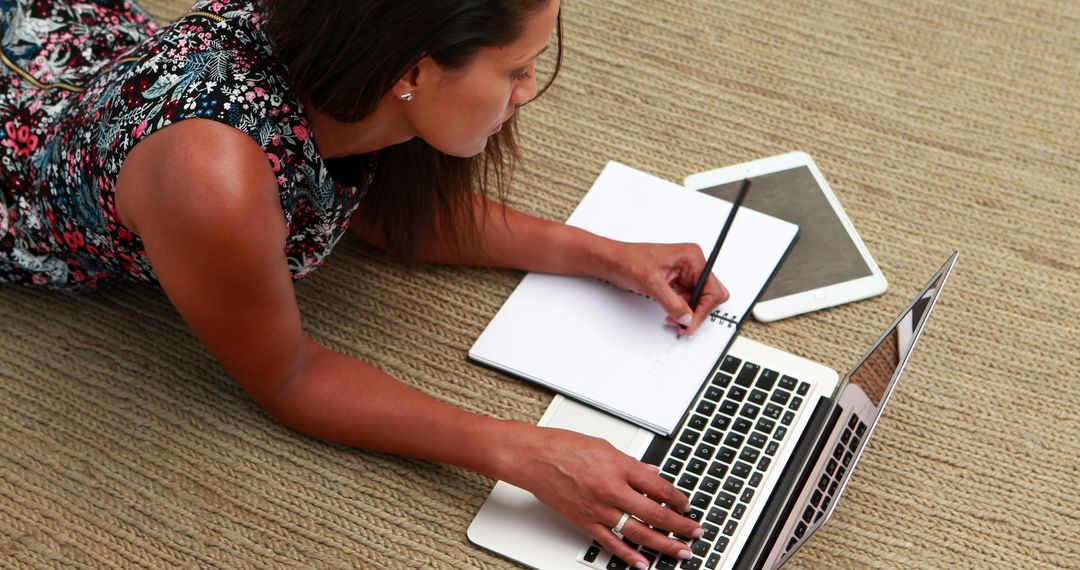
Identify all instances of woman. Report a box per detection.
[0,0,729,566]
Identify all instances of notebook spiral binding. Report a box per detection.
[708,310,739,328]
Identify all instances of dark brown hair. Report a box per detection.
[260,0,563,262]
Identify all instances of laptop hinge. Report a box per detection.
[734,396,840,569]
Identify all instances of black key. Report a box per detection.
[740,488,754,502]
[692,492,711,509]
[779,375,798,390]
[703,386,723,402]
[837,464,847,479]
[723,433,744,448]
[842,451,853,467]
[723,519,739,536]
[856,421,867,437]
[739,447,760,464]
[606,556,628,570]
[706,553,721,569]
[811,490,822,506]
[664,459,684,475]
[661,473,676,483]
[710,415,730,431]
[826,458,837,475]
[680,431,700,446]
[657,556,678,570]
[584,544,601,563]
[848,415,859,429]
[765,442,779,457]
[732,503,746,520]
[696,401,716,416]
[840,429,851,444]
[756,369,778,391]
[757,457,771,471]
[680,558,701,570]
[727,386,748,402]
[789,396,803,411]
[719,355,741,374]
[851,436,861,450]
[828,480,839,495]
[732,461,752,478]
[734,362,759,387]
[787,537,798,551]
[687,509,704,523]
[748,389,768,405]
[719,400,740,416]
[749,472,763,487]
[773,426,788,441]
[706,507,727,525]
[687,458,707,475]
[781,411,795,426]
[641,549,658,566]
[723,476,743,494]
[708,461,728,479]
[673,444,692,460]
[703,428,724,445]
[770,390,790,406]
[678,473,699,490]
[692,539,710,557]
[832,444,844,461]
[732,418,752,434]
[717,492,736,509]
[802,504,815,523]
[763,404,783,419]
[695,444,716,461]
[688,414,709,431]
[755,417,776,435]
[702,523,719,541]
[796,382,810,395]
[822,495,832,510]
[715,537,729,553]
[717,447,737,464]
[712,373,732,388]
[794,521,807,538]
[739,403,760,420]
[747,432,768,449]
[701,476,721,494]
[817,476,829,492]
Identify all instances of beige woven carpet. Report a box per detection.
[3,0,1078,567]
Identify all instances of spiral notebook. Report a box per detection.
[469,162,799,435]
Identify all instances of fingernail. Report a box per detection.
[691,527,704,539]
[634,562,649,570]
[677,549,692,560]
[677,313,693,327]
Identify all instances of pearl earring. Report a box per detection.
[400,92,413,102]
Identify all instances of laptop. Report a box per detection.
[469,252,958,570]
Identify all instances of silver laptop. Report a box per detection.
[469,252,958,570]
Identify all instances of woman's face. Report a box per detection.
[401,1,560,157]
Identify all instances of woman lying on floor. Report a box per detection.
[0,1,728,566]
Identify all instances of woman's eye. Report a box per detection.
[511,67,532,82]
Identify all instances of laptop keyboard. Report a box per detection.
[578,354,811,570]
[784,413,867,553]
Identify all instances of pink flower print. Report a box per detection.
[32,274,47,285]
[267,153,282,172]
[2,122,40,157]
[62,231,85,250]
[292,125,309,140]
[132,120,148,138]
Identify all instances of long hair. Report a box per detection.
[259,0,563,263]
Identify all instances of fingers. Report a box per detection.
[685,275,729,335]
[589,521,654,570]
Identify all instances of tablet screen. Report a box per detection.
[697,166,872,301]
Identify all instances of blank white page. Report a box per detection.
[470,162,798,434]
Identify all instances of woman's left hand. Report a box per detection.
[596,240,730,336]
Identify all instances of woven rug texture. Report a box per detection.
[2,0,1078,568]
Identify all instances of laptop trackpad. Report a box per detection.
[467,396,655,570]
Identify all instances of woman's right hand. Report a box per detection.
[496,422,703,569]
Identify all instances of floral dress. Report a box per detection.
[0,0,373,292]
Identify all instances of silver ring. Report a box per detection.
[612,512,632,535]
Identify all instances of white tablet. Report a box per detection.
[685,152,887,322]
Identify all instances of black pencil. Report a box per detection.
[682,178,752,331]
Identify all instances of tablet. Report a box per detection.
[685,152,887,322]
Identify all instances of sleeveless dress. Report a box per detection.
[0,0,373,293]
